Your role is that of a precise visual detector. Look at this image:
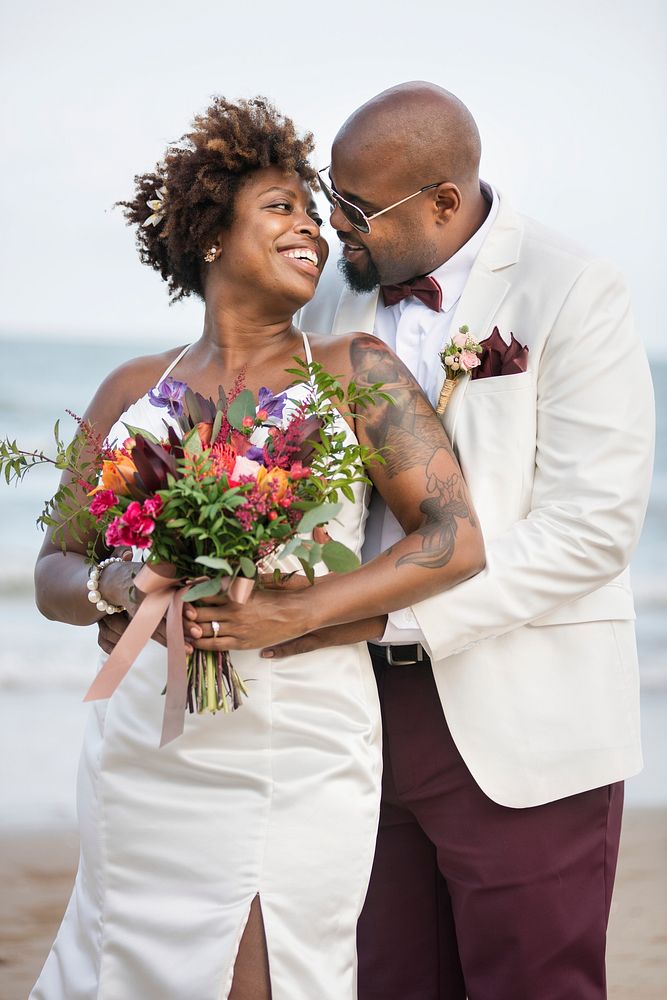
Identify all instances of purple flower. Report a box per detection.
[257,387,287,423]
[245,444,266,462]
[148,377,188,417]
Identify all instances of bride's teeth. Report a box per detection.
[283,248,318,266]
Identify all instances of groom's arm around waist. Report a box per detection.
[413,257,655,662]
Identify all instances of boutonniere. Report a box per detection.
[436,325,482,415]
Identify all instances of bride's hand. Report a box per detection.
[96,549,193,654]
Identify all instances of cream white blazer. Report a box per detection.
[299,193,655,808]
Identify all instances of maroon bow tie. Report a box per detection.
[381,275,442,312]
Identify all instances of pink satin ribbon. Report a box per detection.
[84,564,254,747]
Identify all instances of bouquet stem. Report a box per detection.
[186,649,248,715]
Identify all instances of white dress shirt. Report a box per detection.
[364,183,499,642]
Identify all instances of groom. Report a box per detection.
[282,82,654,998]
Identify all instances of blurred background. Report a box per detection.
[0,0,665,994]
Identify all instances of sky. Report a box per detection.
[1,0,666,354]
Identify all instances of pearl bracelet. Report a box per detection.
[87,556,126,615]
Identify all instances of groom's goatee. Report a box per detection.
[337,253,381,294]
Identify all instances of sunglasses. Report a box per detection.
[317,166,445,235]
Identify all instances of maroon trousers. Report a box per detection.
[357,649,624,1000]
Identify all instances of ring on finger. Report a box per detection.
[211,620,220,637]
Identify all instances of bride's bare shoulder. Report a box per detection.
[93,345,189,411]
[82,344,190,432]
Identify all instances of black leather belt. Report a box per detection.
[370,643,429,667]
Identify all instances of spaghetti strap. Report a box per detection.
[300,330,313,365]
[155,343,192,385]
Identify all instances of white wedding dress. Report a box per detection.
[30,334,382,1000]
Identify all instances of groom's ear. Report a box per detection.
[433,183,461,225]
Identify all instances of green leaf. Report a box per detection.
[226,390,256,430]
[298,557,315,584]
[183,426,203,455]
[239,555,256,578]
[186,577,222,601]
[123,423,160,444]
[210,408,223,446]
[184,388,203,424]
[321,540,360,574]
[296,502,342,535]
[195,555,233,573]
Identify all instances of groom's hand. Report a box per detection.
[260,616,388,659]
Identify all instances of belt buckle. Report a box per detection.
[386,644,423,667]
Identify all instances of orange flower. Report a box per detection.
[99,450,139,496]
[256,466,289,500]
[195,422,213,448]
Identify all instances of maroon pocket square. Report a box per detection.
[471,327,529,380]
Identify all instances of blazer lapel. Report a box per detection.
[438,194,524,442]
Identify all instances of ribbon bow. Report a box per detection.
[381,275,442,312]
[83,564,253,747]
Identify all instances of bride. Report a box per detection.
[30,97,484,1000]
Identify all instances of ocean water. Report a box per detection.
[0,336,665,824]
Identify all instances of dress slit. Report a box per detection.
[220,893,272,1000]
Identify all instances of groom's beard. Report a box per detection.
[338,253,381,294]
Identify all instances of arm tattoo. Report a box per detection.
[350,334,455,477]
[397,464,473,569]
[350,335,474,570]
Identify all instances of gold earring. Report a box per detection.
[203,246,218,263]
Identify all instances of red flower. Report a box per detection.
[105,517,135,548]
[105,501,156,550]
[142,495,163,517]
[124,501,156,535]
[88,489,118,521]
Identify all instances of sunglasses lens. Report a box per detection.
[319,173,370,234]
[341,204,370,234]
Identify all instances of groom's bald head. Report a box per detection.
[332,82,482,192]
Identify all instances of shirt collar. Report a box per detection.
[430,182,499,313]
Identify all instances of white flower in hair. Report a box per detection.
[142,185,167,227]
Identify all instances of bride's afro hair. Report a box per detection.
[118,96,318,302]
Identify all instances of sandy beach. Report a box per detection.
[0,809,664,999]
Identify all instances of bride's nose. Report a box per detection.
[293,210,320,237]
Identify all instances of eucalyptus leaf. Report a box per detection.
[321,540,360,573]
[226,390,256,430]
[239,555,256,578]
[186,577,222,601]
[195,555,234,573]
[296,502,342,535]
[298,557,315,584]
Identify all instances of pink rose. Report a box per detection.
[231,455,262,480]
[460,350,481,372]
[452,331,469,349]
[89,489,118,520]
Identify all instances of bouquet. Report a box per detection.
[436,325,483,414]
[1,359,389,741]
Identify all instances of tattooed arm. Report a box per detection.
[187,335,485,653]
